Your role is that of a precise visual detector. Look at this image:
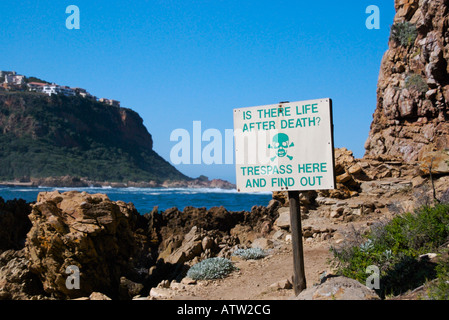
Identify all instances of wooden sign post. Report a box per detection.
[233,98,336,296]
[288,191,306,294]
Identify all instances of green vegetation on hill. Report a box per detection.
[24,76,50,84]
[0,92,189,183]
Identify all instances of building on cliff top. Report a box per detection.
[1,71,25,86]
[41,84,76,97]
[27,82,47,92]
[2,70,117,105]
[99,98,120,107]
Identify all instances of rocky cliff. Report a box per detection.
[365,0,449,162]
[0,92,189,184]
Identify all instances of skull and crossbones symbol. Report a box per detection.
[268,133,294,162]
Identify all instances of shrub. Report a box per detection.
[330,204,449,298]
[186,258,237,280]
[391,22,418,47]
[232,248,268,260]
[404,73,429,93]
[428,258,449,300]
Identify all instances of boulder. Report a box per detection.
[152,206,245,251]
[158,226,205,265]
[296,276,380,300]
[251,238,273,250]
[0,249,46,300]
[270,278,293,290]
[419,150,449,175]
[89,292,112,300]
[317,148,363,199]
[272,191,317,207]
[274,208,291,230]
[25,191,138,299]
[149,287,173,299]
[119,277,144,299]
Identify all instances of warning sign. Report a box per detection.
[233,98,336,192]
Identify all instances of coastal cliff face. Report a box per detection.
[365,0,449,162]
[0,93,189,183]
[0,93,153,151]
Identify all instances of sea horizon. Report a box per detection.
[0,185,273,213]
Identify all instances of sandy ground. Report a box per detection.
[179,244,331,300]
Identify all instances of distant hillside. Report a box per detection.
[0,92,190,184]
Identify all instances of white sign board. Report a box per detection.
[234,98,336,192]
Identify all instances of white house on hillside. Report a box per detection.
[42,84,75,97]
[2,70,106,101]
[99,98,120,107]
[60,86,76,96]
[27,82,46,92]
[1,71,25,86]
[5,74,25,85]
[42,84,59,96]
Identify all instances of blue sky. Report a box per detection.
[0,1,396,183]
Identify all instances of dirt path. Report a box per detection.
[148,206,384,301]
[170,242,332,300]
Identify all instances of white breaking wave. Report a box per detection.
[1,186,272,196]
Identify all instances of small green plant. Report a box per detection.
[232,248,268,260]
[359,239,375,253]
[404,73,429,93]
[383,249,393,261]
[391,22,418,47]
[186,258,237,280]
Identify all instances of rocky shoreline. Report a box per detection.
[0,190,280,300]
[1,147,448,300]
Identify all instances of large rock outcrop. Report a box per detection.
[365,0,449,163]
[25,191,139,299]
[148,204,280,255]
[143,203,281,284]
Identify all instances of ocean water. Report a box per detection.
[0,186,273,213]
